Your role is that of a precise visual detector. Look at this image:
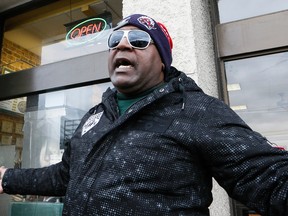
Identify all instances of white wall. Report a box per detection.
[122,0,230,215]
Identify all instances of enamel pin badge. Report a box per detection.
[81,111,104,136]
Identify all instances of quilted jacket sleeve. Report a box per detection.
[2,141,71,196]
[195,98,288,215]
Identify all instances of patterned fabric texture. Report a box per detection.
[3,67,288,216]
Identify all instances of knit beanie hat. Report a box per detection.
[114,14,173,75]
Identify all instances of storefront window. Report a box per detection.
[0,0,122,73]
[218,0,288,23]
[0,96,26,215]
[226,51,288,216]
[226,52,288,149]
[0,82,112,215]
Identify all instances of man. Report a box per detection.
[1,14,288,216]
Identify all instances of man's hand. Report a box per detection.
[0,166,7,194]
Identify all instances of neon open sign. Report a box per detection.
[65,18,109,45]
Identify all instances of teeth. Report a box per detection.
[118,65,132,69]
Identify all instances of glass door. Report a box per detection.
[0,82,112,215]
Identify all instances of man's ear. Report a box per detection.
[162,63,165,72]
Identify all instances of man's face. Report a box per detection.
[108,26,164,96]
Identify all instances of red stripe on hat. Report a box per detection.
[157,22,173,50]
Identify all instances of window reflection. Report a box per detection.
[0,97,26,168]
[22,82,112,168]
[218,0,288,23]
[0,0,122,73]
[226,52,288,149]
[0,96,26,215]
[41,29,112,65]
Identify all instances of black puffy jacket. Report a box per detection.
[3,67,288,215]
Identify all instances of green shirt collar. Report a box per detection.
[116,83,165,115]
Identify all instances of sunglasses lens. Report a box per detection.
[108,30,151,49]
[128,31,150,48]
[108,31,124,49]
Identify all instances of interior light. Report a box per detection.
[227,83,241,91]
[230,105,247,111]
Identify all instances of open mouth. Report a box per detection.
[115,58,133,69]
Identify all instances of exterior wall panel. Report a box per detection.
[217,10,288,57]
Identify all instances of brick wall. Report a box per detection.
[1,38,40,73]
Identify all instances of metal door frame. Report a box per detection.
[0,50,110,101]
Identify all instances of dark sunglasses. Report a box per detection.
[108,30,153,50]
